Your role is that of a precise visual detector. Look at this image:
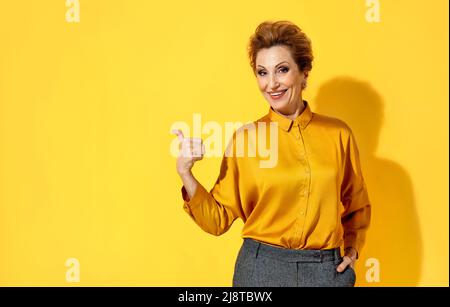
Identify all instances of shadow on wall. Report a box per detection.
[314,76,422,286]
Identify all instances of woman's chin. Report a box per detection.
[268,100,289,112]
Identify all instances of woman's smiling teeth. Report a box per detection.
[269,89,287,100]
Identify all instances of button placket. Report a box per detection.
[295,125,311,247]
[292,124,301,140]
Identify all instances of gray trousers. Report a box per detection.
[232,238,356,287]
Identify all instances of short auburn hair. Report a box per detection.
[248,20,314,75]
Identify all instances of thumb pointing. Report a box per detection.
[171,129,184,142]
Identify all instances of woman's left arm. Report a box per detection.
[338,126,372,272]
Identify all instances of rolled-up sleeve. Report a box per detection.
[181,138,244,236]
[340,126,371,257]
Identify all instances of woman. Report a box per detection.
[173,20,371,287]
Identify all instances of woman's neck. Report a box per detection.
[276,99,305,121]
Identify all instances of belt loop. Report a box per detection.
[255,242,261,258]
[320,250,324,263]
[334,248,340,262]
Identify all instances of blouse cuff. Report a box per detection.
[181,184,208,212]
[344,233,364,259]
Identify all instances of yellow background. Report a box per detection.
[0,0,448,286]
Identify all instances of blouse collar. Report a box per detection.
[268,100,313,131]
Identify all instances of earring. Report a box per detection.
[302,80,307,89]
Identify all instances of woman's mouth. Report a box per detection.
[268,89,287,100]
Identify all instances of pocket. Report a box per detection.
[338,265,356,287]
[232,246,256,287]
[347,266,357,284]
[334,257,356,287]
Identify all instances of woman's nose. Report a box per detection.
[268,75,280,89]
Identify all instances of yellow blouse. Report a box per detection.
[181,100,371,256]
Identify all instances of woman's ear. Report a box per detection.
[301,71,309,89]
[303,71,309,81]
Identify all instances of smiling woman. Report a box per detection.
[175,20,371,287]
[248,21,314,120]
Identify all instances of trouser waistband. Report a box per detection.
[242,238,341,263]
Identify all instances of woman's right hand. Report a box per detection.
[172,129,205,176]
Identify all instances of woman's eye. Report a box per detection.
[257,67,287,76]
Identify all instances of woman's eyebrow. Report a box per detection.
[257,61,289,69]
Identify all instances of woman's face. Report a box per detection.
[255,45,308,115]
